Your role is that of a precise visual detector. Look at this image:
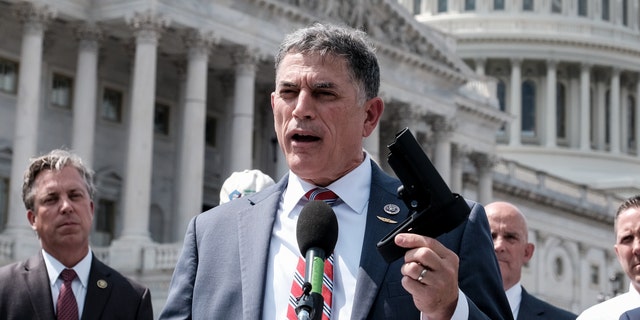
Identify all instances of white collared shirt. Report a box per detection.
[43,249,92,317]
[262,153,371,320]
[505,282,523,320]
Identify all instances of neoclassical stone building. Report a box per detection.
[0,0,625,316]
[403,0,640,313]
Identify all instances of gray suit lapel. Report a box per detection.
[351,162,409,320]
[23,254,56,319]
[237,182,283,319]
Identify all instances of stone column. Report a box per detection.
[451,144,469,193]
[114,12,167,249]
[595,73,607,151]
[174,30,214,241]
[228,48,260,174]
[545,60,557,147]
[620,85,629,154]
[579,64,591,151]
[5,3,55,255]
[71,24,102,167]
[610,68,621,154]
[469,152,496,205]
[509,59,522,146]
[429,115,453,185]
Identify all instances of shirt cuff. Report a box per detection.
[420,288,469,320]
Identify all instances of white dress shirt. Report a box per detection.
[262,153,470,319]
[577,283,640,320]
[505,282,523,320]
[43,249,92,317]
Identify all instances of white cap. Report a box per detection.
[219,169,276,204]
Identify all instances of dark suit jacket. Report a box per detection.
[0,252,153,320]
[518,287,576,320]
[160,161,512,320]
[620,306,640,320]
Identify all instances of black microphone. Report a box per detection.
[295,200,339,320]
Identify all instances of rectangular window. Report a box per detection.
[51,73,73,109]
[578,0,588,16]
[413,0,421,14]
[95,199,115,245]
[494,0,505,10]
[551,0,562,13]
[464,0,475,11]
[101,87,123,123]
[622,0,628,26]
[437,0,447,13]
[154,102,170,135]
[523,0,534,11]
[602,0,609,21]
[205,116,218,147]
[590,265,599,285]
[0,57,18,94]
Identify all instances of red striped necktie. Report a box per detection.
[57,268,78,320]
[287,188,338,320]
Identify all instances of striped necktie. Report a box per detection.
[287,188,338,320]
[57,268,78,320]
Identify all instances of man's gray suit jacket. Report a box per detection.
[160,161,512,320]
[0,252,153,319]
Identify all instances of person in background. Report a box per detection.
[484,201,576,319]
[219,169,276,205]
[619,306,640,320]
[0,149,153,320]
[160,22,511,319]
[578,195,640,319]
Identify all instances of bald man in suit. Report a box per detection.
[485,201,576,320]
[0,149,152,319]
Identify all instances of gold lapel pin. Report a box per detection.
[97,279,108,289]
[377,216,398,224]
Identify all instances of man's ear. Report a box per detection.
[27,210,37,230]
[523,243,535,263]
[362,97,384,138]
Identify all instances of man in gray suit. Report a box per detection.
[0,149,152,320]
[485,202,576,320]
[161,22,511,320]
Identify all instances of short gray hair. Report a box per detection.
[22,149,95,211]
[274,22,380,102]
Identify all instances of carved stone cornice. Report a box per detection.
[13,2,56,35]
[184,29,219,59]
[75,23,103,51]
[128,11,170,45]
[469,152,499,171]
[427,114,455,140]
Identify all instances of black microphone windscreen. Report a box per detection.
[296,200,339,255]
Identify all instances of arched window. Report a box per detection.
[522,80,536,137]
[556,83,567,139]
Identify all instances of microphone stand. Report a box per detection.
[295,281,323,320]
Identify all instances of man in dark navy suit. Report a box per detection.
[486,202,576,320]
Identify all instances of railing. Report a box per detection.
[493,159,623,219]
